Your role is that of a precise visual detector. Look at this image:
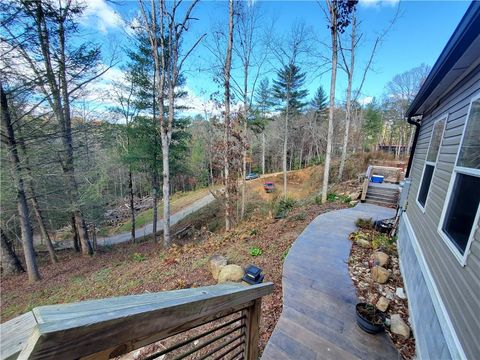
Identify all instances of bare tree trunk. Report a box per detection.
[1,228,25,275]
[128,169,136,242]
[162,79,174,246]
[71,215,80,252]
[283,100,289,197]
[338,12,356,182]
[262,132,266,175]
[1,84,40,283]
[154,161,161,244]
[224,0,234,231]
[16,122,58,264]
[322,4,338,203]
[31,195,57,263]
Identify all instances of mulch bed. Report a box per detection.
[348,228,416,359]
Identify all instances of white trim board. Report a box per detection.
[437,92,480,266]
[415,115,447,213]
[403,213,467,360]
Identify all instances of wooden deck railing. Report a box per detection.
[1,282,273,360]
[361,165,404,201]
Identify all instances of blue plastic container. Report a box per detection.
[371,175,384,183]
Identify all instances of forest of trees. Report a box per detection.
[0,0,429,282]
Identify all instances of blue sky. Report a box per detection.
[81,0,471,114]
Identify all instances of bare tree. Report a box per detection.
[1,227,25,275]
[321,0,356,203]
[233,1,265,219]
[112,79,139,243]
[0,0,117,255]
[224,0,235,230]
[139,0,203,245]
[1,84,40,282]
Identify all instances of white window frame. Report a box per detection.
[438,93,480,266]
[416,115,447,213]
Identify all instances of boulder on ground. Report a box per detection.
[376,296,390,312]
[218,264,244,283]
[209,255,227,281]
[356,239,371,248]
[390,314,410,339]
[371,266,390,284]
[349,191,361,200]
[371,251,389,267]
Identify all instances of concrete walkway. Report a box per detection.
[262,203,399,360]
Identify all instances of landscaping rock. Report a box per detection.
[209,255,227,281]
[348,191,361,200]
[396,287,406,299]
[376,296,390,312]
[371,266,390,284]
[218,264,244,283]
[356,239,371,248]
[371,251,389,267]
[390,314,410,339]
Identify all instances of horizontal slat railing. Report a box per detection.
[1,282,273,360]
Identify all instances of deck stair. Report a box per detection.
[360,165,403,208]
[364,183,399,207]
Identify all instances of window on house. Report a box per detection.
[439,96,480,265]
[417,118,446,208]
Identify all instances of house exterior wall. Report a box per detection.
[401,64,480,359]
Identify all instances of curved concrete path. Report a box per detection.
[262,203,399,360]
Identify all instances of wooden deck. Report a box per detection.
[262,203,400,360]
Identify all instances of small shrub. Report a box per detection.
[289,211,306,221]
[327,193,338,202]
[275,197,296,218]
[249,246,263,257]
[327,193,351,203]
[355,217,374,230]
[314,195,322,205]
[250,228,258,236]
[372,233,395,252]
[132,252,146,262]
[282,248,290,261]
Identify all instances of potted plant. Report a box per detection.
[355,302,385,334]
[355,255,385,334]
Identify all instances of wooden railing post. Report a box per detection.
[243,298,261,360]
[361,165,373,202]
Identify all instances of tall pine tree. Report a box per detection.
[272,63,308,195]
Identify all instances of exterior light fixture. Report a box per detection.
[242,265,264,285]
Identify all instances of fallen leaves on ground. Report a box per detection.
[1,199,349,355]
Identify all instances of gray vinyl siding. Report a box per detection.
[405,64,480,359]
[398,215,450,360]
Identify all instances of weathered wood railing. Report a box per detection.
[361,165,374,201]
[1,282,273,360]
[361,165,404,201]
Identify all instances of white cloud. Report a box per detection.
[80,0,124,33]
[359,0,399,8]
[359,96,373,106]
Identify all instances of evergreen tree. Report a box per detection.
[254,78,275,174]
[273,64,309,115]
[272,63,308,195]
[310,86,328,114]
[362,100,383,151]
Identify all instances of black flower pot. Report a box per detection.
[355,303,385,334]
